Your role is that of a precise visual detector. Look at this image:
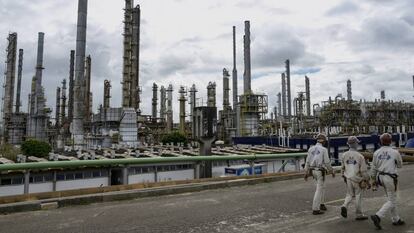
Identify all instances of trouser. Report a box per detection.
[342,179,364,217]
[376,175,400,222]
[312,170,325,211]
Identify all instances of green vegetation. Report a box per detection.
[21,139,51,158]
[0,143,21,161]
[161,131,188,145]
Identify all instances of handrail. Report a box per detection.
[0,153,307,172]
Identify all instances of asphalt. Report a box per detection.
[0,165,413,233]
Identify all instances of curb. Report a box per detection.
[0,173,304,214]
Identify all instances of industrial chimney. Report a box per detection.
[243,21,251,94]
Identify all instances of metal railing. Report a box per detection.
[0,153,307,196]
[0,153,307,172]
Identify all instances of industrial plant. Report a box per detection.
[1,0,414,155]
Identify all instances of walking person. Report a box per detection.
[340,136,369,220]
[304,133,335,215]
[370,133,405,230]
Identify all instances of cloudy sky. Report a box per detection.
[1,0,413,122]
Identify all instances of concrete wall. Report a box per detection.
[56,177,108,191]
[0,185,24,197]
[128,173,155,184]
[157,170,194,182]
[29,182,53,194]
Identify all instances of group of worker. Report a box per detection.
[304,133,405,230]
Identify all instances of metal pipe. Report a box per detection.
[0,152,307,171]
[73,0,88,147]
[15,49,23,113]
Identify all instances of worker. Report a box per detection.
[340,136,369,220]
[304,133,335,215]
[370,133,405,230]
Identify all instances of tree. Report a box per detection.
[161,131,188,145]
[21,139,52,158]
[0,143,21,161]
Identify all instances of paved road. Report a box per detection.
[1,166,413,233]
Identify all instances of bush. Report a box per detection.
[0,143,21,161]
[161,131,188,145]
[21,139,51,158]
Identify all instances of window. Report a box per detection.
[57,174,65,181]
[65,173,75,180]
[44,174,53,182]
[84,171,92,178]
[34,176,43,183]
[0,178,11,185]
[75,173,83,179]
[92,171,101,177]
[12,177,23,185]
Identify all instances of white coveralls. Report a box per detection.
[341,149,369,217]
[371,146,403,222]
[305,143,333,211]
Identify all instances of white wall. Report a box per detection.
[56,177,108,191]
[29,182,53,194]
[128,173,155,184]
[157,169,194,182]
[0,185,24,197]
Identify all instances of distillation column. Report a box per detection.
[305,76,311,116]
[160,86,166,122]
[223,68,230,111]
[84,55,92,123]
[347,79,352,101]
[15,49,23,113]
[281,73,287,116]
[243,21,251,94]
[207,82,216,107]
[55,87,61,129]
[103,80,111,110]
[152,83,158,120]
[61,79,67,123]
[285,59,291,117]
[232,26,238,109]
[2,33,17,135]
[72,0,88,147]
[166,84,173,132]
[178,86,187,134]
[68,50,75,123]
[189,84,197,138]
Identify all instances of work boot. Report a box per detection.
[392,219,405,226]
[312,210,324,215]
[320,204,327,211]
[340,206,347,218]
[355,215,368,221]
[370,215,382,230]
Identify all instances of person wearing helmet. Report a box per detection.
[340,136,369,220]
[370,133,404,230]
[304,133,335,215]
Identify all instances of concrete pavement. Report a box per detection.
[0,165,413,233]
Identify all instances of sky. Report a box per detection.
[0,0,414,122]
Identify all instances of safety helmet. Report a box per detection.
[316,133,327,143]
[380,133,392,146]
[347,136,360,145]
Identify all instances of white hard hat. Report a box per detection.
[347,136,360,145]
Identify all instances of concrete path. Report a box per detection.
[0,165,413,233]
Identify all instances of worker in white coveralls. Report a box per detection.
[304,133,335,215]
[370,133,405,230]
[340,136,369,220]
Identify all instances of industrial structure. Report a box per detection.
[0,0,413,154]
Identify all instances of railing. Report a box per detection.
[0,153,307,172]
[0,153,307,196]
